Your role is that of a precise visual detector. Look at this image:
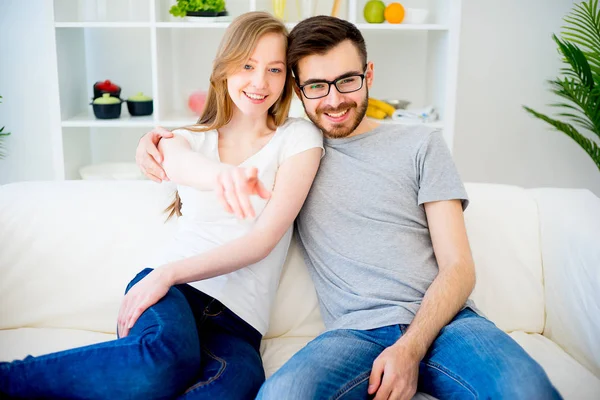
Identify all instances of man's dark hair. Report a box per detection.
[287,16,367,81]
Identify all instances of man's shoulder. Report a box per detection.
[368,124,439,154]
[377,123,438,139]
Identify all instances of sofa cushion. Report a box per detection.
[464,183,545,334]
[510,331,600,399]
[0,328,114,362]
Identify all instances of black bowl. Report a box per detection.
[186,10,228,17]
[92,103,122,119]
[127,100,153,116]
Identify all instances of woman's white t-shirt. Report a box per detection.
[152,117,323,335]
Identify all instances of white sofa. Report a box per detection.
[0,181,599,399]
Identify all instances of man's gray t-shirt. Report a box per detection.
[297,123,472,331]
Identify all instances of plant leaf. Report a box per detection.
[524,106,600,171]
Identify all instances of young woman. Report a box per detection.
[0,12,323,400]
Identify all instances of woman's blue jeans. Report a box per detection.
[0,268,264,399]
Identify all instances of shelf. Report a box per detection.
[151,22,448,31]
[158,115,200,128]
[62,112,156,128]
[54,22,447,31]
[155,22,231,28]
[51,0,460,180]
[355,23,448,31]
[55,22,151,28]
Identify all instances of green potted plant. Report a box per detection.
[169,0,228,18]
[0,96,10,160]
[524,0,600,172]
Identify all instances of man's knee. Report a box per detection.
[487,362,560,399]
[257,371,315,400]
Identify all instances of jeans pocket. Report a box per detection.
[331,370,372,400]
[183,347,227,393]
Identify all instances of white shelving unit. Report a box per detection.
[51,0,462,179]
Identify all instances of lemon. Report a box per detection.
[364,0,386,23]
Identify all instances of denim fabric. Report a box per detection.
[257,308,562,399]
[0,268,264,399]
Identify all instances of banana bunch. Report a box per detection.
[367,98,395,120]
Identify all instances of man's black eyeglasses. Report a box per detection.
[297,68,367,100]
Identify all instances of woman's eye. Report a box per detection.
[270,68,282,73]
[244,65,253,70]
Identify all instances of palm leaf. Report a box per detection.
[0,96,9,159]
[548,78,600,136]
[562,0,600,51]
[523,1,600,172]
[0,125,9,160]
[562,0,600,86]
[523,106,600,171]
[554,35,595,88]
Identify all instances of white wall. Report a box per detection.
[453,0,600,196]
[0,0,63,183]
[1,0,599,195]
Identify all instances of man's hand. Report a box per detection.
[136,126,174,183]
[368,340,420,400]
[215,166,271,219]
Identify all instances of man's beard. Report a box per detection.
[303,94,369,139]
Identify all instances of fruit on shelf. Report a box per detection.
[368,97,396,117]
[367,106,387,119]
[364,0,386,23]
[385,2,405,24]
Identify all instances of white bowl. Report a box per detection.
[404,8,429,24]
[79,162,145,180]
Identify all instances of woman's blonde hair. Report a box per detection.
[165,12,294,220]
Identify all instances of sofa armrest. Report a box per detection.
[530,188,600,378]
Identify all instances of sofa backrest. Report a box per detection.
[0,181,545,337]
[0,181,176,332]
[530,188,600,377]
[463,183,545,334]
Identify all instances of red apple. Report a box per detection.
[188,91,207,116]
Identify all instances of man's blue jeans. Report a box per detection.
[257,308,562,399]
[0,268,264,399]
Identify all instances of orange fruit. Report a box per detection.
[384,2,405,24]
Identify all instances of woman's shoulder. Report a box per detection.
[172,125,216,137]
[172,126,216,152]
[276,118,324,163]
[277,118,323,146]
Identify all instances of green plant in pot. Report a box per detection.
[169,0,227,17]
[524,0,600,172]
[0,96,10,160]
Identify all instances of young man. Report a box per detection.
[137,16,560,400]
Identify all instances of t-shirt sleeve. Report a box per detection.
[172,128,206,152]
[279,119,325,164]
[416,130,469,210]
